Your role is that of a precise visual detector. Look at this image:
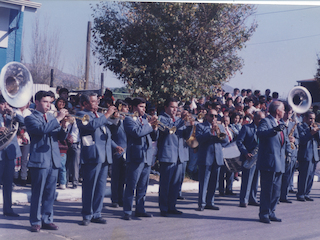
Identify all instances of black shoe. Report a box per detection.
[20,180,27,186]
[234,177,240,181]
[81,219,90,226]
[135,212,153,217]
[160,211,168,217]
[259,218,271,224]
[289,190,297,194]
[31,225,41,232]
[196,206,204,211]
[168,209,183,215]
[269,216,282,222]
[305,196,314,201]
[42,223,59,230]
[123,214,131,220]
[248,202,260,206]
[225,191,237,196]
[239,203,247,208]
[91,217,107,224]
[111,203,119,208]
[297,197,306,202]
[279,199,292,203]
[204,205,220,210]
[71,185,78,189]
[177,196,185,200]
[4,212,20,217]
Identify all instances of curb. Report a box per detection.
[0,172,304,205]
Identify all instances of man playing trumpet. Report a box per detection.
[157,97,193,217]
[25,91,69,232]
[76,92,123,226]
[122,97,158,220]
[196,109,229,211]
[296,111,320,202]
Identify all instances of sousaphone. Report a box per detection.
[288,86,312,114]
[0,62,33,150]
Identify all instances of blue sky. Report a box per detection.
[22,1,320,98]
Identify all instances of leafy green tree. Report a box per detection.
[92,2,257,105]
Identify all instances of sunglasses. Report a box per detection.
[208,114,218,118]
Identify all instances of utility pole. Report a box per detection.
[84,21,91,90]
[50,69,54,87]
[100,72,104,95]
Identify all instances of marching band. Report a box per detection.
[1,62,320,230]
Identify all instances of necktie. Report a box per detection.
[43,114,47,122]
[225,127,232,142]
[139,117,144,125]
[278,120,284,146]
[94,112,99,118]
[172,117,175,123]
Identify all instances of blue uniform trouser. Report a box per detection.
[198,163,220,207]
[111,156,126,205]
[178,161,187,198]
[239,165,259,204]
[123,162,151,215]
[280,159,295,200]
[219,165,234,194]
[297,160,317,198]
[0,159,15,215]
[81,161,109,220]
[259,171,282,220]
[29,166,58,225]
[159,161,183,212]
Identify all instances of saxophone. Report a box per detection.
[186,125,199,148]
[288,121,298,150]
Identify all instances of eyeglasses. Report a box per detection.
[208,114,218,118]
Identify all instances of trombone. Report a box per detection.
[144,113,176,134]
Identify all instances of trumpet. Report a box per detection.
[144,113,176,134]
[213,124,226,140]
[97,106,139,119]
[49,110,90,125]
[66,115,90,125]
[311,122,320,131]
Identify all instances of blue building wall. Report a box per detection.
[0,48,6,69]
[0,8,24,70]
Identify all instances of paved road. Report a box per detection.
[1,181,320,240]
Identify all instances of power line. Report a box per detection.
[255,6,320,16]
[248,33,320,46]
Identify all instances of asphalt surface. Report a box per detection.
[1,173,320,240]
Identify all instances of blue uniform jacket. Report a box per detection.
[108,119,127,159]
[25,110,67,169]
[196,121,229,166]
[157,112,192,163]
[256,115,291,173]
[123,115,158,166]
[297,122,320,162]
[236,122,258,162]
[76,110,117,164]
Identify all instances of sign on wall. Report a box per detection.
[0,7,10,49]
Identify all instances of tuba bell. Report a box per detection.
[287,86,312,114]
[0,62,33,151]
